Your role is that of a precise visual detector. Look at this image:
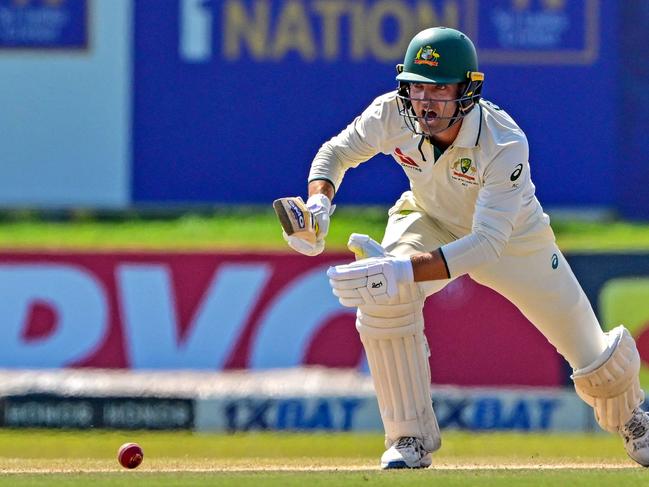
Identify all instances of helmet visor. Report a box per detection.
[396,72,465,85]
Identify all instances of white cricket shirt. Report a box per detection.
[308,91,554,277]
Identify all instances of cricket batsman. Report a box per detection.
[274,27,649,469]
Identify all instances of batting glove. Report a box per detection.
[327,256,414,307]
[285,194,334,256]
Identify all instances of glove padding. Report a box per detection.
[284,194,333,256]
[327,255,414,307]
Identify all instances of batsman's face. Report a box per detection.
[409,83,461,135]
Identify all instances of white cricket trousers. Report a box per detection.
[380,210,607,369]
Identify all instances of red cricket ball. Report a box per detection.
[117,442,144,469]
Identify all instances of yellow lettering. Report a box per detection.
[349,1,366,60]
[222,0,462,63]
[416,0,459,31]
[312,0,348,60]
[14,0,66,7]
[543,0,565,9]
[367,1,413,61]
[223,0,270,61]
[514,0,565,10]
[272,0,316,61]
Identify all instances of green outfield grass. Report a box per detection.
[1,208,649,252]
[0,430,645,486]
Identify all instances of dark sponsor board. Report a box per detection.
[0,394,194,430]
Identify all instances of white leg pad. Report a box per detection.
[357,282,441,453]
[572,325,645,433]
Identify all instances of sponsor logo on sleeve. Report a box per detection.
[510,163,523,181]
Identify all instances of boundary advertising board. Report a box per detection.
[0,251,562,386]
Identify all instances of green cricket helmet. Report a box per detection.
[395,27,484,135]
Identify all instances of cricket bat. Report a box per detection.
[273,196,318,244]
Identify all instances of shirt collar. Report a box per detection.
[451,103,483,149]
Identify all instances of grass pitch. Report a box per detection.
[0,429,645,486]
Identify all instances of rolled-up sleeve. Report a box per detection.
[441,138,529,277]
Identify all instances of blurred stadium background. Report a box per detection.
[1,0,649,481]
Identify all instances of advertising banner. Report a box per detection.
[4,0,644,216]
[0,251,563,386]
[195,387,597,433]
[0,0,88,49]
[0,394,194,430]
[469,0,599,64]
[133,0,617,210]
[0,371,597,432]
[4,1,647,218]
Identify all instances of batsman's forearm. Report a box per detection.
[308,179,335,201]
[411,249,451,281]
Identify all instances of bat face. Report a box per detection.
[286,199,306,229]
[273,197,317,244]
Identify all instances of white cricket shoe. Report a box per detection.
[380,437,432,469]
[620,408,649,467]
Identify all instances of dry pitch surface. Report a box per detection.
[0,430,646,486]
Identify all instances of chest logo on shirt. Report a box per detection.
[394,148,422,172]
[451,158,478,186]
